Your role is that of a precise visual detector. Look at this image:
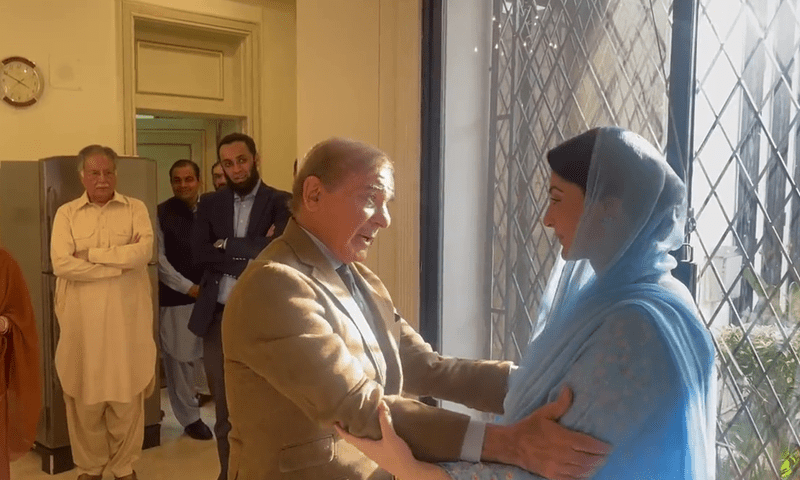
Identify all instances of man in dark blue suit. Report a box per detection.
[190,133,290,480]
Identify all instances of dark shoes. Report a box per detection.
[78,470,137,480]
[184,419,213,440]
[194,392,213,407]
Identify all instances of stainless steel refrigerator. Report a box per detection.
[0,156,161,474]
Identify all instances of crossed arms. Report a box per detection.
[51,199,153,281]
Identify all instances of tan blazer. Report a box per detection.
[222,219,512,479]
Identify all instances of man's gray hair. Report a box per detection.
[291,138,392,214]
[77,145,118,173]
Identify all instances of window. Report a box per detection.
[485,0,800,477]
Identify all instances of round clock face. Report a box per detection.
[1,56,44,107]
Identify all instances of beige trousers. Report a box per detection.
[64,392,144,478]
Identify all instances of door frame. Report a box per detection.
[118,0,260,155]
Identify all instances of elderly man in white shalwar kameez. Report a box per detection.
[51,145,156,480]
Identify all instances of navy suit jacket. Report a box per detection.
[189,181,291,337]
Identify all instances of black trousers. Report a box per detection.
[204,305,230,480]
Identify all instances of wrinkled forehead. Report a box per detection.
[219,141,253,160]
[83,154,115,171]
[356,164,395,198]
[171,165,198,179]
[376,164,394,190]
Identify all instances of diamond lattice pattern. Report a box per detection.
[489,0,800,478]
[693,0,800,477]
[488,0,670,360]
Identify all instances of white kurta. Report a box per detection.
[156,216,202,362]
[51,191,156,405]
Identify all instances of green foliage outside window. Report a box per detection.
[715,271,800,479]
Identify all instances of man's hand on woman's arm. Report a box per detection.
[338,385,610,480]
[482,385,610,480]
[336,402,452,480]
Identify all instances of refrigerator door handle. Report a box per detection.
[43,185,58,272]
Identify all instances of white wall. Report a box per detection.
[0,0,296,192]
[143,0,298,193]
[0,0,421,323]
[441,1,492,365]
[296,0,380,154]
[0,0,124,159]
[141,0,261,18]
[296,0,421,327]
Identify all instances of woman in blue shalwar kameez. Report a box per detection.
[339,127,717,480]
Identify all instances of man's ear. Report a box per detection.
[254,154,261,170]
[302,176,323,212]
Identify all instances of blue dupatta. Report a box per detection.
[504,128,716,478]
[445,128,716,480]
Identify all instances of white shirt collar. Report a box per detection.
[298,226,342,270]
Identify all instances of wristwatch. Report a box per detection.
[214,239,226,250]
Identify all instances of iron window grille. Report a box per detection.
[486,0,800,477]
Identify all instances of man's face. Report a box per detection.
[81,153,117,205]
[311,165,394,264]
[219,141,259,194]
[170,165,200,204]
[212,164,227,191]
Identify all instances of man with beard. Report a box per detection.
[211,161,227,191]
[190,133,291,480]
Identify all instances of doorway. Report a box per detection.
[136,114,241,202]
[121,1,261,157]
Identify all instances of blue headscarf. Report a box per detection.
[503,127,716,478]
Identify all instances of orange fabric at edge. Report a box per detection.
[0,248,41,462]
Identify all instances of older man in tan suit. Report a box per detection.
[222,138,608,480]
[51,145,155,480]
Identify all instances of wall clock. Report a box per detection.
[1,56,44,107]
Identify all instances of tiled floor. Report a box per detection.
[11,389,219,480]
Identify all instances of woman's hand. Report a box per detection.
[335,401,452,480]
